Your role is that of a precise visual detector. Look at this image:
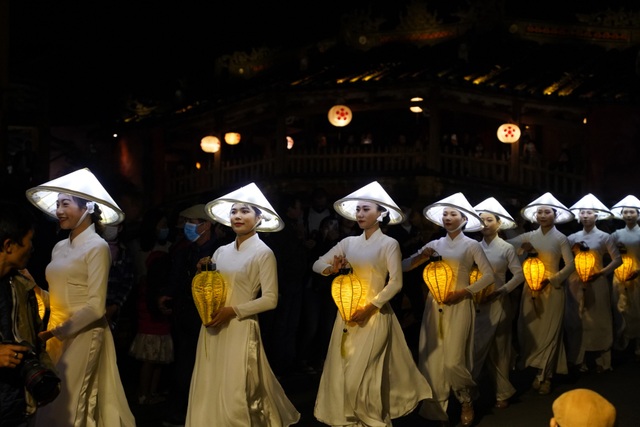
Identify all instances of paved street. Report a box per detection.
[122,324,639,426]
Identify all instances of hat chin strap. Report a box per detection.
[450,218,467,233]
[376,211,388,222]
[73,202,95,229]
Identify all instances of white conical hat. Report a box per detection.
[333,181,404,225]
[611,195,640,219]
[423,192,483,232]
[473,197,517,230]
[205,182,283,232]
[25,168,124,225]
[569,193,612,221]
[520,192,574,224]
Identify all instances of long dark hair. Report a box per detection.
[72,196,105,236]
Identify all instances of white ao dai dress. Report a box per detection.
[402,233,494,421]
[185,234,300,426]
[611,224,640,355]
[507,226,575,380]
[566,227,621,370]
[473,236,523,402]
[313,228,431,427]
[35,224,135,427]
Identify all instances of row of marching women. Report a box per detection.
[9,166,630,427]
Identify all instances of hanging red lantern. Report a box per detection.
[615,245,635,285]
[574,241,596,283]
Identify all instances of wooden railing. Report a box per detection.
[165,145,585,201]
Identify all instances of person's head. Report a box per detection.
[180,204,212,243]
[535,205,557,228]
[279,194,303,221]
[318,216,339,242]
[56,193,105,235]
[0,201,36,277]
[140,207,169,251]
[229,203,262,237]
[355,201,388,231]
[442,207,467,233]
[578,209,597,228]
[621,207,639,227]
[311,187,329,212]
[550,388,615,427]
[479,212,501,236]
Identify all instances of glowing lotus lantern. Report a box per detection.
[522,252,545,298]
[574,241,596,283]
[615,245,635,285]
[469,263,494,309]
[423,253,453,338]
[192,263,227,325]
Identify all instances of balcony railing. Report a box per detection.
[165,145,585,201]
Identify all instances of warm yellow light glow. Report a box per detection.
[286,136,294,150]
[411,97,423,102]
[469,264,494,305]
[615,248,635,284]
[583,117,588,124]
[497,123,521,144]
[224,132,241,145]
[192,263,227,325]
[575,242,595,283]
[200,135,221,153]
[331,268,367,323]
[423,255,453,306]
[523,253,545,297]
[195,162,202,169]
[328,105,352,127]
[410,106,423,113]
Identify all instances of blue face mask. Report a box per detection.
[183,222,202,242]
[157,227,170,242]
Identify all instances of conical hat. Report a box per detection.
[205,182,283,232]
[473,197,516,230]
[333,181,404,225]
[25,168,124,225]
[423,192,483,232]
[611,195,640,219]
[569,193,612,220]
[520,192,573,224]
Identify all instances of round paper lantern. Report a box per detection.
[328,105,352,127]
[423,255,453,308]
[331,267,367,323]
[497,123,521,144]
[200,135,221,153]
[615,246,635,285]
[574,241,595,283]
[522,252,545,298]
[191,263,227,325]
[224,132,241,145]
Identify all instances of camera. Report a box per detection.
[16,341,61,406]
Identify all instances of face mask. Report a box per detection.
[157,227,170,242]
[183,222,202,242]
[103,225,119,241]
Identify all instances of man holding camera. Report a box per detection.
[0,201,58,426]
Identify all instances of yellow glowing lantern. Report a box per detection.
[328,105,352,127]
[200,135,221,153]
[615,246,635,285]
[469,264,494,307]
[224,132,241,145]
[522,252,545,298]
[332,267,367,357]
[191,263,227,325]
[574,241,596,283]
[331,267,367,323]
[423,253,453,338]
[497,123,521,144]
